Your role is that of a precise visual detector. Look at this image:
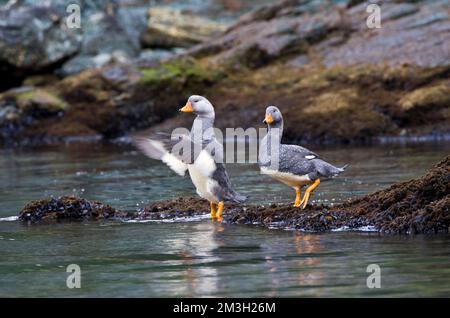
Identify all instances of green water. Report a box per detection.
[0,142,449,297]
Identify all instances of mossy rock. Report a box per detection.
[399,81,450,111]
[15,88,69,112]
[139,58,224,91]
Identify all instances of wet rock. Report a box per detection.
[338,155,450,234]
[18,195,130,222]
[141,7,228,49]
[136,197,212,220]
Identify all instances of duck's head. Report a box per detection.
[263,106,283,125]
[180,95,214,117]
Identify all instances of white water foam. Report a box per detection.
[331,225,378,232]
[0,216,19,222]
[124,213,211,224]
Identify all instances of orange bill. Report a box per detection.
[180,101,194,112]
[264,113,274,124]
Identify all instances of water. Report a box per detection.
[0,141,449,297]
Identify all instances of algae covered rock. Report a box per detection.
[18,195,129,222]
[14,88,69,112]
[340,155,450,234]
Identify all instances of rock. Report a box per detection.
[137,49,174,63]
[0,56,220,145]
[18,195,129,222]
[2,0,450,146]
[14,88,69,112]
[319,1,450,68]
[399,81,450,111]
[190,0,450,68]
[145,63,449,144]
[0,0,150,78]
[22,74,60,87]
[115,3,149,50]
[0,2,81,87]
[0,86,68,112]
[338,155,450,234]
[59,10,139,75]
[141,7,228,49]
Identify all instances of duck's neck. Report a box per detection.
[267,121,283,143]
[260,121,283,166]
[191,114,215,142]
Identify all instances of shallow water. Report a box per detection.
[0,141,449,297]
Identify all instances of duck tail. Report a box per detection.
[339,164,349,172]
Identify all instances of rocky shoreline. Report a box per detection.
[17,155,450,235]
[1,0,449,147]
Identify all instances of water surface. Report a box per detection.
[0,141,449,297]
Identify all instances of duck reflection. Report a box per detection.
[264,233,325,296]
[171,221,225,296]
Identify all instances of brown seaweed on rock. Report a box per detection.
[18,195,131,223]
[18,156,449,234]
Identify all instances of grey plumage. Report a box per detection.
[259,106,347,181]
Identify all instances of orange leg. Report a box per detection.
[210,202,217,219]
[294,187,302,207]
[300,179,321,209]
[216,201,224,222]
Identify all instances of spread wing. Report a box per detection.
[134,133,223,178]
[134,135,188,176]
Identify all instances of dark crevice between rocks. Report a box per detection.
[17,155,450,234]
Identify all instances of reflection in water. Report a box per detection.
[163,222,223,296]
[263,233,325,297]
[294,234,325,293]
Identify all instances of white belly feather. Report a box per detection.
[260,167,311,188]
[188,149,219,203]
[188,165,219,203]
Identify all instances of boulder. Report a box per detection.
[0,2,81,79]
[190,0,450,68]
[0,86,69,143]
[141,7,228,48]
[18,195,130,222]
[59,6,146,75]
